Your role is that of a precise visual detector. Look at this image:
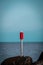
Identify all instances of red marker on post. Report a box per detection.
[20,31,24,56]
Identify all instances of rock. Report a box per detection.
[33,60,43,65]
[1,52,43,65]
[33,52,43,65]
[1,56,32,65]
[24,56,32,65]
[37,52,43,61]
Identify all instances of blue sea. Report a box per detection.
[0,42,43,64]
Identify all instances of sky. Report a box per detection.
[0,0,43,42]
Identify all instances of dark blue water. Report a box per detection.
[0,42,43,64]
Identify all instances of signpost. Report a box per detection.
[20,32,24,56]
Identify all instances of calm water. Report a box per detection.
[0,42,43,64]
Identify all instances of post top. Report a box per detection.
[20,32,24,40]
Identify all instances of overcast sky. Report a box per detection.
[0,0,43,42]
